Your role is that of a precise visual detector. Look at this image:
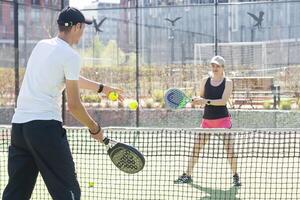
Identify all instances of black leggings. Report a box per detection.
[2,120,80,200]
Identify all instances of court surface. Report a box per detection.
[1,127,299,200]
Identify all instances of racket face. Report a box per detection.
[108,143,145,174]
[164,88,188,109]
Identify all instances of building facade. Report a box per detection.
[0,0,68,67]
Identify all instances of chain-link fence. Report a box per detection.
[1,1,300,114]
[78,1,300,110]
[0,0,61,108]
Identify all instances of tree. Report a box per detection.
[101,40,125,66]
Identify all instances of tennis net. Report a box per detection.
[1,126,300,199]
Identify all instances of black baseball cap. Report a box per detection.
[57,6,92,27]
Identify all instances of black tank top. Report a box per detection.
[203,77,229,119]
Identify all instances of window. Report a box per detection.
[10,9,13,22]
[31,9,40,22]
[286,3,290,26]
[128,22,135,45]
[19,8,25,21]
[230,5,238,32]
[0,4,2,23]
[19,24,24,38]
[31,0,40,5]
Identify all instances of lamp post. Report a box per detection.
[165,17,182,64]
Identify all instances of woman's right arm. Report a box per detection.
[192,77,208,105]
[199,77,207,98]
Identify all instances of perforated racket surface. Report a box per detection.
[164,88,191,109]
[103,137,145,174]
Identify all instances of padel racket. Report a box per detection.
[103,137,145,174]
[164,88,192,109]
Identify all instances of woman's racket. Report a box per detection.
[103,137,145,174]
[164,88,192,109]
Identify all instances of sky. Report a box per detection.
[69,0,94,9]
[69,0,120,9]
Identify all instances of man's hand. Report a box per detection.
[78,76,125,102]
[90,130,104,143]
[89,123,104,143]
[102,85,125,102]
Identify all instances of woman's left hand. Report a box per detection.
[191,97,206,106]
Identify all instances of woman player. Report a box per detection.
[174,55,241,187]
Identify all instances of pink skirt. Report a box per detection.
[200,116,232,129]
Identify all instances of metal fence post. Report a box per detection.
[14,0,19,107]
[214,0,218,56]
[61,0,66,124]
[135,0,140,127]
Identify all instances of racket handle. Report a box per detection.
[103,137,110,145]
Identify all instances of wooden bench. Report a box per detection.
[230,77,280,109]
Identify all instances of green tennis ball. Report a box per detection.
[88,181,95,187]
[128,100,138,110]
[108,92,118,101]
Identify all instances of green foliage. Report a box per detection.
[160,102,165,108]
[279,99,292,110]
[126,52,136,66]
[297,99,300,109]
[118,101,124,108]
[79,39,132,67]
[152,90,164,103]
[0,68,25,106]
[81,94,100,103]
[93,37,104,58]
[79,65,169,103]
[105,101,112,108]
[185,89,194,98]
[0,98,5,106]
[145,99,154,108]
[101,40,126,66]
[263,100,272,109]
[281,67,300,99]
[79,36,104,60]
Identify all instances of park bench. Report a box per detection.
[231,77,280,109]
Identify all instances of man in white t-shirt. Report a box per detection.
[2,6,123,200]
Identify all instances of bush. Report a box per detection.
[152,90,164,103]
[160,101,165,108]
[263,100,272,109]
[279,99,292,110]
[145,99,154,109]
[118,101,124,108]
[297,99,300,109]
[105,101,112,108]
[81,94,100,103]
[185,89,194,99]
[0,67,25,106]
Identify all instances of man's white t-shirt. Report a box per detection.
[12,37,81,123]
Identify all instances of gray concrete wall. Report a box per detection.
[1,107,300,128]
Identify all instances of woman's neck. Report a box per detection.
[211,74,224,82]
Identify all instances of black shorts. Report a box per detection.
[2,120,80,200]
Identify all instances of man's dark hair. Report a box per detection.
[58,23,83,33]
[58,25,72,33]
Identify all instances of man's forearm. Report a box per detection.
[68,102,98,131]
[79,76,100,91]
